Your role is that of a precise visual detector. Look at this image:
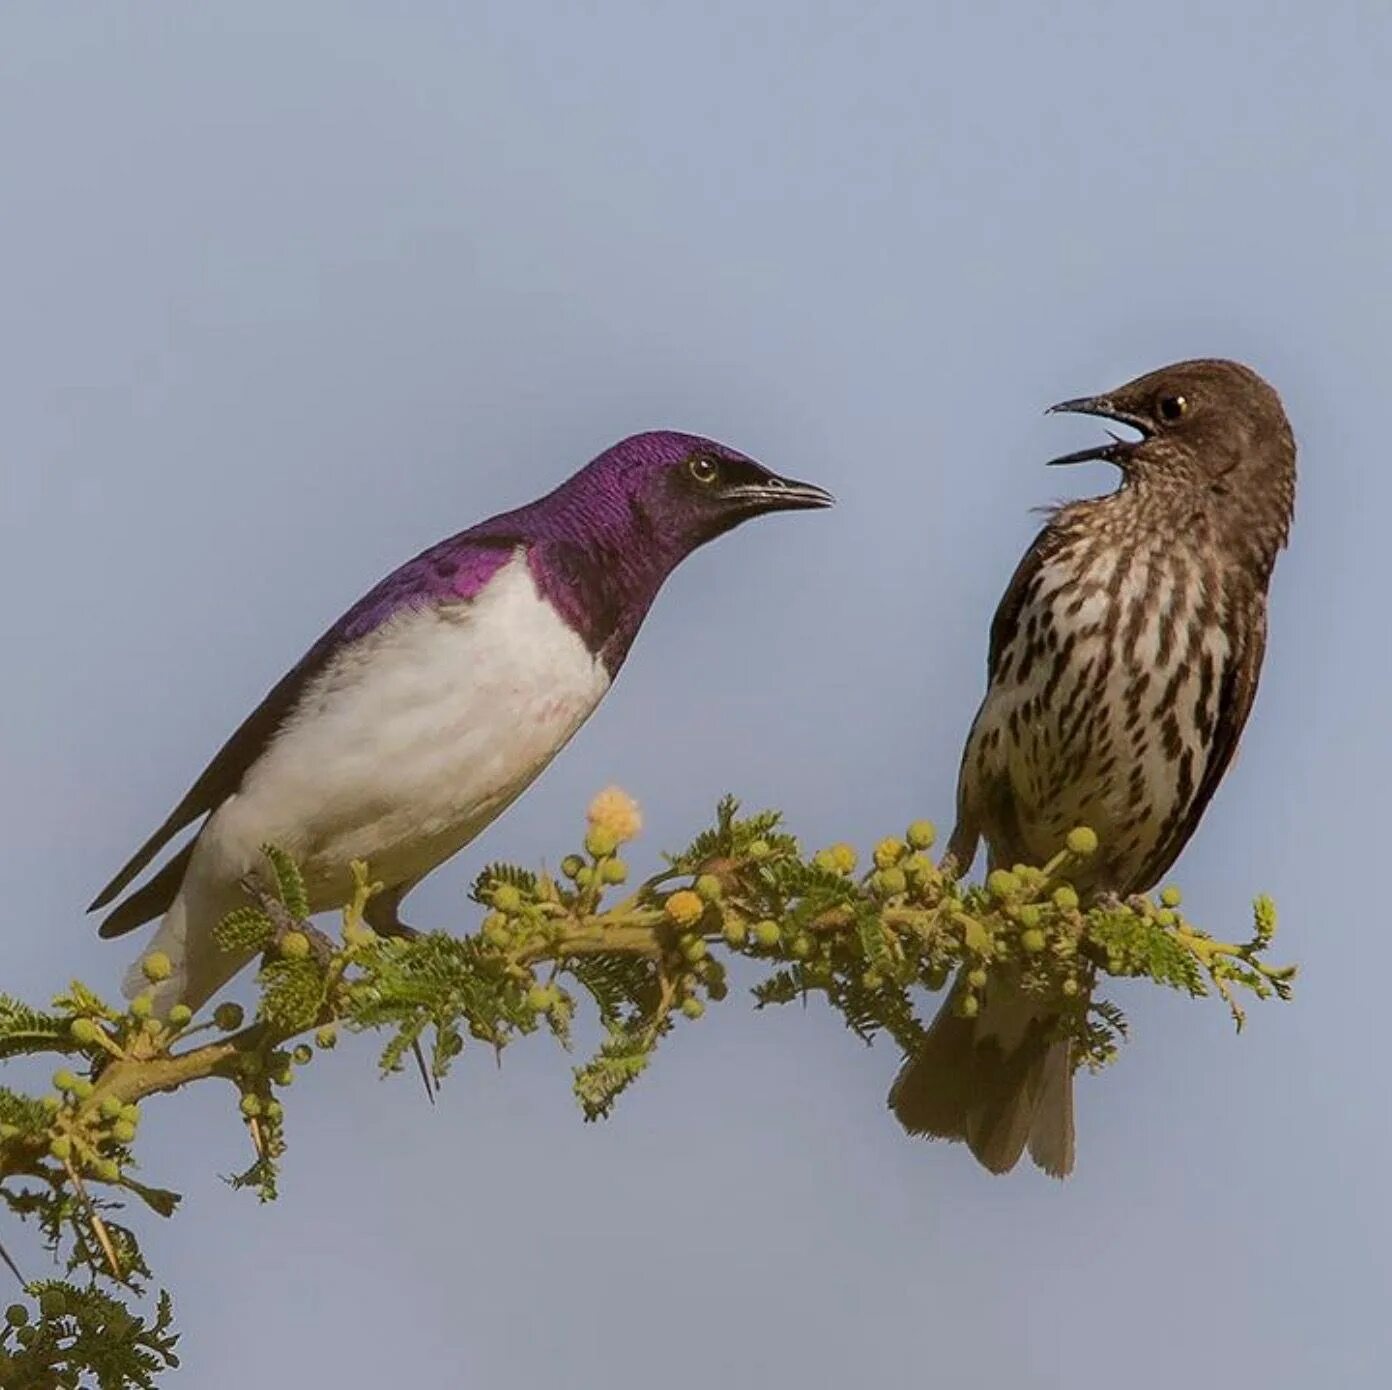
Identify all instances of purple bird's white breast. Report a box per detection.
[206,552,611,899]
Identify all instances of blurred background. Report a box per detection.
[2,3,1386,1385]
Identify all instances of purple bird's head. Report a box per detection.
[558,430,834,557]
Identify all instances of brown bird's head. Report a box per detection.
[1045,357,1296,548]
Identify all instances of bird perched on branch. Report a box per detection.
[890,358,1295,1178]
[91,432,832,1012]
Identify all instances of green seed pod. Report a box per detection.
[119,1105,140,1126]
[167,1004,193,1028]
[316,1025,339,1050]
[41,1095,62,1113]
[906,820,937,850]
[1021,928,1047,954]
[956,993,980,1019]
[904,852,934,881]
[722,917,748,947]
[240,1094,262,1118]
[1066,826,1099,857]
[861,970,884,991]
[753,920,781,948]
[830,844,858,875]
[112,1120,137,1145]
[99,1096,123,1120]
[1051,885,1080,912]
[695,874,723,902]
[129,993,154,1020]
[584,826,619,859]
[37,1289,67,1319]
[526,985,554,1013]
[681,936,708,963]
[213,1002,245,1032]
[491,883,523,914]
[560,854,585,880]
[1016,905,1042,930]
[987,869,1020,901]
[279,930,311,960]
[1156,909,1178,928]
[748,839,772,860]
[48,1136,72,1160]
[1160,886,1182,908]
[52,1069,78,1093]
[574,866,596,890]
[292,1044,313,1066]
[600,858,629,885]
[482,913,511,947]
[1062,978,1079,997]
[5,1303,30,1327]
[967,967,988,990]
[791,935,812,959]
[681,997,706,1020]
[95,1159,121,1183]
[141,951,173,983]
[266,1100,284,1121]
[875,867,908,897]
[69,1018,100,1046]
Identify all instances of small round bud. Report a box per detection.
[526,985,554,1013]
[482,913,511,947]
[128,993,154,1020]
[142,1018,163,1038]
[278,931,311,960]
[695,874,723,902]
[38,1289,67,1319]
[574,867,595,890]
[681,997,706,1020]
[813,849,838,873]
[987,869,1020,901]
[904,852,934,880]
[292,1044,313,1066]
[748,839,772,860]
[119,1105,140,1127]
[48,1136,72,1160]
[1015,905,1042,929]
[861,970,884,991]
[274,1068,294,1087]
[72,1078,94,1099]
[753,920,781,948]
[1160,886,1182,908]
[96,1159,121,1183]
[239,1094,262,1118]
[664,890,705,928]
[1052,886,1080,912]
[967,967,988,990]
[874,838,907,870]
[600,858,629,885]
[141,951,173,983]
[213,1003,245,1032]
[265,1100,284,1122]
[316,1025,339,1050]
[167,1004,193,1028]
[874,867,907,897]
[722,917,748,947]
[41,1095,61,1113]
[52,1069,78,1093]
[1156,909,1178,928]
[491,883,523,914]
[6,1304,30,1327]
[111,1119,137,1144]
[831,844,858,875]
[560,855,585,881]
[956,993,980,1019]
[69,1018,100,1046]
[681,936,708,963]
[1066,826,1099,857]
[99,1096,123,1121]
[906,820,937,850]
[1062,978,1080,997]
[1020,928,1047,954]
[791,935,812,959]
[584,826,619,859]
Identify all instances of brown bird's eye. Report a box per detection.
[1157,394,1188,421]
[688,455,719,484]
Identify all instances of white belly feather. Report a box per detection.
[136,553,611,1009]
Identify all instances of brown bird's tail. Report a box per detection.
[889,979,1075,1178]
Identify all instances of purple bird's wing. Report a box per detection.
[90,533,521,938]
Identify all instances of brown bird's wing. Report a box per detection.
[1132,608,1268,892]
[88,643,334,937]
[947,521,1070,871]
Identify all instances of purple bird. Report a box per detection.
[90,432,832,1011]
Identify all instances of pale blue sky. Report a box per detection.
[2,3,1388,1385]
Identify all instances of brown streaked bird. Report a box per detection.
[890,358,1295,1178]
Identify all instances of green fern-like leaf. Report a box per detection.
[0,995,73,1060]
[213,906,275,954]
[261,843,309,919]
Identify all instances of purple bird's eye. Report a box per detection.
[687,455,719,484]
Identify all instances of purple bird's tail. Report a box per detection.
[889,979,1075,1178]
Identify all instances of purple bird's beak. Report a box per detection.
[1044,395,1152,467]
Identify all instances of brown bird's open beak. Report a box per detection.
[1044,395,1152,467]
